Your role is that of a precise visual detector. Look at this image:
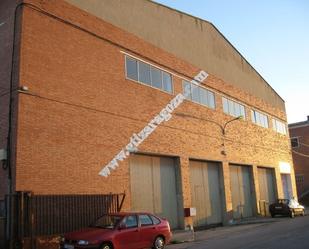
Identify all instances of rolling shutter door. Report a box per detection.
[190,160,223,227]
[130,154,179,228]
[230,164,254,219]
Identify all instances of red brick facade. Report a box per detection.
[1,0,297,227]
[289,118,309,198]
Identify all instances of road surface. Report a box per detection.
[168,216,309,249]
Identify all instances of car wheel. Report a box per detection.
[271,213,275,218]
[101,243,113,249]
[290,210,295,218]
[153,236,165,249]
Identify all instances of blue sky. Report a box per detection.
[154,0,309,123]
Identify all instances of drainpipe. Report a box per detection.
[5,2,23,249]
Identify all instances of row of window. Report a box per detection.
[272,119,287,135]
[223,97,246,119]
[182,80,215,109]
[251,110,287,134]
[125,55,286,135]
[251,110,269,128]
[126,56,173,93]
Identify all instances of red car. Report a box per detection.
[60,212,172,249]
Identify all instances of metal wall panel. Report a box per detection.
[230,165,254,219]
[190,161,223,227]
[130,155,179,228]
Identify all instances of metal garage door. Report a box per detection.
[258,167,277,212]
[130,154,179,229]
[190,160,223,227]
[281,174,293,199]
[230,164,254,219]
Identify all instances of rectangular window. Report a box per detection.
[228,100,234,116]
[138,61,151,85]
[151,67,162,89]
[291,137,299,148]
[183,81,191,100]
[240,105,245,118]
[191,83,200,103]
[182,80,215,109]
[272,118,287,135]
[125,55,173,93]
[296,175,304,184]
[162,72,173,93]
[251,110,268,128]
[199,88,208,106]
[222,97,228,114]
[222,97,246,119]
[125,56,138,81]
[207,90,215,109]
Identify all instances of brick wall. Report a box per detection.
[289,123,309,197]
[10,0,297,224]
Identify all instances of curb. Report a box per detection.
[169,218,277,245]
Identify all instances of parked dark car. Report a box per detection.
[60,212,172,249]
[269,198,305,218]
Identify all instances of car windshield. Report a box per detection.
[90,215,123,229]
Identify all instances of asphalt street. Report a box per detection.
[168,216,309,249]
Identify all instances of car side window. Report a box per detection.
[124,215,138,228]
[139,214,153,226]
[150,215,161,225]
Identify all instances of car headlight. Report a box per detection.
[77,240,89,245]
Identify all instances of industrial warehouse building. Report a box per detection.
[0,0,297,235]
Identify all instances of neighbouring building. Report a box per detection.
[289,116,309,200]
[0,0,297,236]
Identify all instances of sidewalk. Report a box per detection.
[170,216,279,244]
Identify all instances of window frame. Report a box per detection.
[191,83,200,103]
[222,97,246,119]
[138,61,151,85]
[251,109,269,128]
[125,55,174,95]
[138,214,154,227]
[162,71,173,93]
[182,80,216,109]
[125,56,138,81]
[272,118,287,135]
[150,66,163,89]
[123,215,138,229]
[150,215,161,225]
[291,137,300,148]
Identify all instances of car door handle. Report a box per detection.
[134,229,138,232]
